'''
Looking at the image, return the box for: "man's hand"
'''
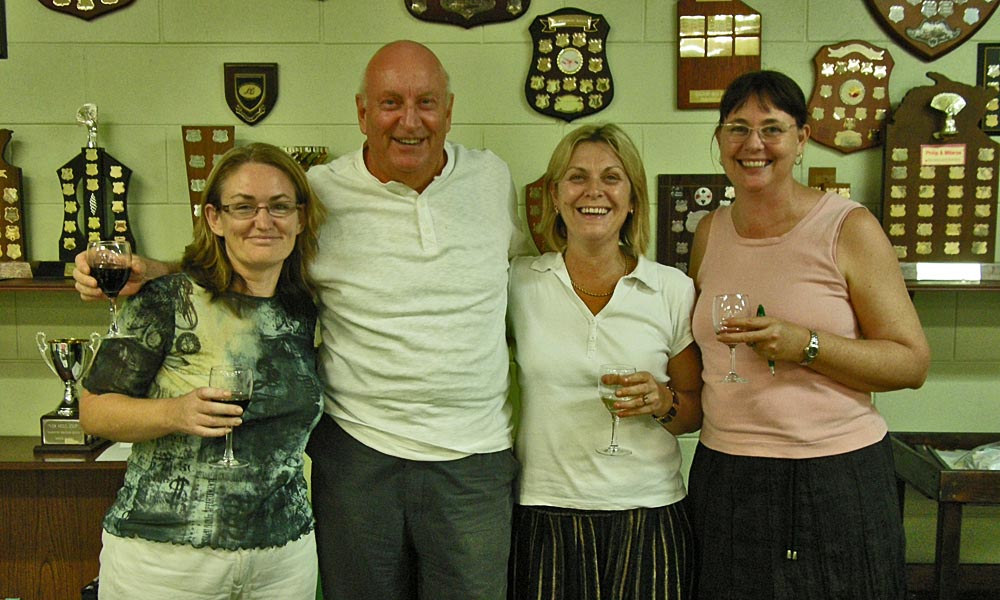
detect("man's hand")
[73,250,150,301]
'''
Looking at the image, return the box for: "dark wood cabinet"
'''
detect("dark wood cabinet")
[0,436,124,600]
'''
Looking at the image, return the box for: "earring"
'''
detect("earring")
[795,152,803,166]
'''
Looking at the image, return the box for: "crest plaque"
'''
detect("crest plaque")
[977,43,1000,134]
[405,0,529,28]
[807,41,894,154]
[524,175,551,254]
[37,0,135,21]
[677,0,761,110]
[881,72,999,264]
[224,63,278,126]
[865,0,1000,61]
[526,8,613,122]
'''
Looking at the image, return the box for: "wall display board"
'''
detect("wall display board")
[676,0,761,110]
[37,0,134,20]
[524,175,551,254]
[405,0,529,27]
[655,174,733,274]
[881,72,999,263]
[865,0,999,61]
[0,128,29,278]
[56,104,135,264]
[525,8,613,122]
[807,41,893,154]
[181,126,235,226]
[977,43,1000,134]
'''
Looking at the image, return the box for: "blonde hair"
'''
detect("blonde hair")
[539,123,649,256]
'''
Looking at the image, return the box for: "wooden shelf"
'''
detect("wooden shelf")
[0,277,75,291]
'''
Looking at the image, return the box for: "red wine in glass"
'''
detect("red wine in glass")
[91,266,130,298]
[86,240,132,338]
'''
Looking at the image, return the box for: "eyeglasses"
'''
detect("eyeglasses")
[718,122,796,144]
[219,201,301,220]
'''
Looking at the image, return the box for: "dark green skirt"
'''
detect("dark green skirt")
[687,434,906,600]
[508,502,694,600]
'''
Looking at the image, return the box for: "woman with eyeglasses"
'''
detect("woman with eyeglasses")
[686,71,930,599]
[79,143,327,599]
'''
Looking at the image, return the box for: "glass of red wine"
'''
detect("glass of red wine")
[86,240,133,338]
[209,365,253,469]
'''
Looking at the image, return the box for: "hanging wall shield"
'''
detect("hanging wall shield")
[865,0,999,61]
[224,63,278,126]
[807,40,894,154]
[37,0,135,21]
[405,0,529,28]
[181,126,235,226]
[526,8,613,122]
[676,0,761,110]
[524,175,551,254]
[0,129,30,278]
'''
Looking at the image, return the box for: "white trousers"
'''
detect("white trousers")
[98,530,318,600]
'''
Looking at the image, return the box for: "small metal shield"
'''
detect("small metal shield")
[526,8,613,122]
[404,0,530,29]
[807,40,894,154]
[866,0,1000,61]
[224,63,278,126]
[37,0,135,21]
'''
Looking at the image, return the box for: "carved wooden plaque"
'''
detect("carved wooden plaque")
[881,72,999,263]
[866,0,1000,61]
[677,0,761,110]
[807,41,893,154]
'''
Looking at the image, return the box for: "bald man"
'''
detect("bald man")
[305,40,532,600]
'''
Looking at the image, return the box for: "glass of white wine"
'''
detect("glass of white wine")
[596,364,635,457]
[209,365,253,469]
[713,293,752,383]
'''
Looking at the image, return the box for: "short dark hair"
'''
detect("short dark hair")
[718,70,808,127]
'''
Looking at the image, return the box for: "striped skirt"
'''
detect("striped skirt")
[508,502,694,600]
[687,434,906,600]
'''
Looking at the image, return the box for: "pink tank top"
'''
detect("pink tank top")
[692,192,887,458]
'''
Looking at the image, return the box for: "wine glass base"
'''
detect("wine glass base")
[210,458,249,469]
[596,446,632,457]
[720,372,748,383]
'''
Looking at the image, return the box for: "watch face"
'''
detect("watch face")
[556,47,584,74]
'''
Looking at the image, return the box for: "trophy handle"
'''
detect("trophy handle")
[35,332,57,376]
[85,332,102,372]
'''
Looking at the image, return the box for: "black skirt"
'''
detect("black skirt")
[508,503,694,600]
[687,434,906,600]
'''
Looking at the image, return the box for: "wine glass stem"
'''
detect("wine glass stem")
[222,431,236,464]
[729,344,738,375]
[108,298,120,336]
[608,415,621,450]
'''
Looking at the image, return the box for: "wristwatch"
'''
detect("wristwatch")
[801,330,819,365]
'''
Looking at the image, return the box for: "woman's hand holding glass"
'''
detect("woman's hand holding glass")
[713,293,752,383]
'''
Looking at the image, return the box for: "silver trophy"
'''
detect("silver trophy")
[931,92,966,139]
[35,332,102,447]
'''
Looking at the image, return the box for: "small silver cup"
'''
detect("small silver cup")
[35,332,101,446]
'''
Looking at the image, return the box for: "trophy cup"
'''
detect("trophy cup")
[35,331,104,451]
[931,92,966,139]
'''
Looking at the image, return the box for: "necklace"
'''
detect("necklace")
[567,254,631,297]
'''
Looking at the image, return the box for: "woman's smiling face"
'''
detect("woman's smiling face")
[553,141,633,248]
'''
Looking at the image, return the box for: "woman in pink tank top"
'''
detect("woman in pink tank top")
[686,70,930,600]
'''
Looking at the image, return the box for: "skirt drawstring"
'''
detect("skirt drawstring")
[785,460,798,561]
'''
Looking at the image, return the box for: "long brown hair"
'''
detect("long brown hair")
[181,143,326,316]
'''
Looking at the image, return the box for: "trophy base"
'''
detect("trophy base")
[34,437,111,455]
[38,410,98,447]
[0,260,32,279]
[33,260,75,279]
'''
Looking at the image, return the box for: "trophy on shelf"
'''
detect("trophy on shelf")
[280,146,329,172]
[35,331,104,451]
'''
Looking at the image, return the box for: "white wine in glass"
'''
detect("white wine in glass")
[209,365,253,469]
[712,293,751,383]
[86,239,133,338]
[596,364,635,456]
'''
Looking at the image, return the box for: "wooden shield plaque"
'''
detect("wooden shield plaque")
[37,0,135,21]
[526,8,613,122]
[881,72,999,264]
[524,175,551,254]
[655,173,733,274]
[0,128,30,278]
[677,0,761,110]
[182,126,235,225]
[865,0,1000,61]
[405,0,529,28]
[807,40,894,154]
[225,63,278,126]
